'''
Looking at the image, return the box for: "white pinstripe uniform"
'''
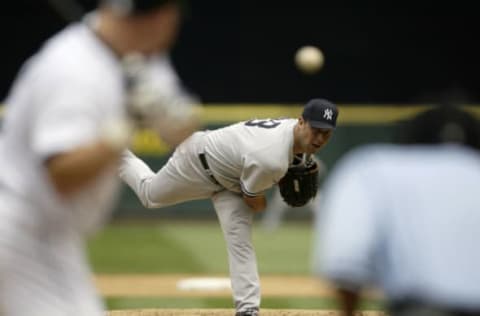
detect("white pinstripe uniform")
[119,118,298,312]
[0,18,188,315]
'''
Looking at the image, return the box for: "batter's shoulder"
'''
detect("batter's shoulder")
[31,27,119,94]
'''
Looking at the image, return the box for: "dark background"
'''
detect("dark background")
[1,1,479,104]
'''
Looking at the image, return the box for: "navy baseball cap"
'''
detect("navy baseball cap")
[302,98,339,129]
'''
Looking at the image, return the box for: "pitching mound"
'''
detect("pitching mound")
[107,309,387,316]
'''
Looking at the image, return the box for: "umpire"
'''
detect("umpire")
[313,104,480,316]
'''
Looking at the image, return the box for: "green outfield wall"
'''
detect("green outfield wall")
[3,104,478,219]
[114,104,480,219]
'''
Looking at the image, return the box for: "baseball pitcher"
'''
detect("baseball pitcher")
[119,98,339,316]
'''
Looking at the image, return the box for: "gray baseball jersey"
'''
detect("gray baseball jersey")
[0,18,189,315]
[119,118,298,312]
[204,118,297,195]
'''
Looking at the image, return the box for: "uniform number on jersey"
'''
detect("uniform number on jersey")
[245,119,281,129]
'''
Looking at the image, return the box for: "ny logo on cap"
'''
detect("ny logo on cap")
[323,108,333,120]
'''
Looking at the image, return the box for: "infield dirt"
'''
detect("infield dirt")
[95,274,381,298]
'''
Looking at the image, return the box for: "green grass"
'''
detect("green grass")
[88,224,205,273]
[106,297,234,309]
[88,221,385,310]
[88,221,313,274]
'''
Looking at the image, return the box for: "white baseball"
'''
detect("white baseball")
[295,46,324,74]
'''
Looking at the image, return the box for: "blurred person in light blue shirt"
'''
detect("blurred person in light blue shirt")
[312,104,480,316]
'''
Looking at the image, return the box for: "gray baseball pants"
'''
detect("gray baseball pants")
[119,133,260,312]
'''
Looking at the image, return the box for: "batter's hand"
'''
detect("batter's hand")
[152,106,203,147]
[122,53,202,146]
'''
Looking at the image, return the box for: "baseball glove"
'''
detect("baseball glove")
[278,154,319,207]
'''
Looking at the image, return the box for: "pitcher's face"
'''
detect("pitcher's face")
[295,118,333,154]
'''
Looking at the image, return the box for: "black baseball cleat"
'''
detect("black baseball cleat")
[235,309,259,316]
